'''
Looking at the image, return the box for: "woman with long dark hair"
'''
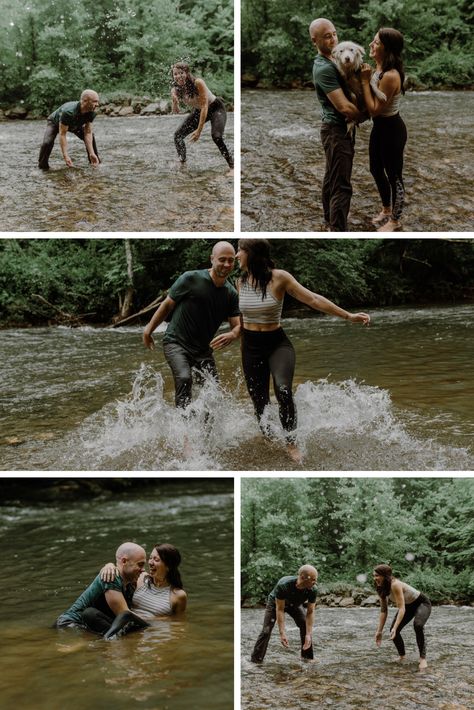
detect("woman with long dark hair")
[373,564,431,670]
[171,62,233,173]
[235,239,370,463]
[101,543,187,620]
[361,28,407,232]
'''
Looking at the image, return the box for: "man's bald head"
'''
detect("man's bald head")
[210,241,236,280]
[211,241,235,258]
[309,18,338,56]
[115,542,145,561]
[115,542,146,582]
[80,89,100,112]
[297,564,318,588]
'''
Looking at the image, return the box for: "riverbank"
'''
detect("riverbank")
[243,589,474,608]
[0,95,234,121]
[241,75,474,92]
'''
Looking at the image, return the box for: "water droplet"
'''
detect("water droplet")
[405,552,415,561]
[356,573,367,583]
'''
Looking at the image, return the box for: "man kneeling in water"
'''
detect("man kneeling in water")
[55,542,149,640]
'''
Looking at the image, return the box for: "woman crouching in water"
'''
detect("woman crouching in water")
[235,239,370,464]
[171,62,234,174]
[373,564,431,670]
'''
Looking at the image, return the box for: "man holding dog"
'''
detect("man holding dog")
[309,19,363,231]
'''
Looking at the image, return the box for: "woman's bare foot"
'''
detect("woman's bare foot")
[377,219,401,232]
[287,443,303,464]
[393,655,406,663]
[371,209,391,225]
[419,658,428,670]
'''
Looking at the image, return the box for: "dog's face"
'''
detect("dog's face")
[332,41,365,74]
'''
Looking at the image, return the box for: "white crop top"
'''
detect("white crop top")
[389,580,420,605]
[370,71,401,116]
[239,280,283,325]
[132,582,173,620]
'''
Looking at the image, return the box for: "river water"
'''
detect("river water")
[241,90,474,232]
[1,304,473,471]
[241,606,474,710]
[0,480,233,710]
[0,115,234,231]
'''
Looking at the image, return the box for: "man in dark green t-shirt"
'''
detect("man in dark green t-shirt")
[251,565,318,663]
[55,542,148,638]
[309,18,363,231]
[38,89,100,169]
[143,241,240,409]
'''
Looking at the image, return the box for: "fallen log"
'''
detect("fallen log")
[109,291,167,328]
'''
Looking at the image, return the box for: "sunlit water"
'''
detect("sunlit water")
[0,481,233,710]
[1,304,473,470]
[241,606,474,709]
[241,90,474,232]
[0,115,234,231]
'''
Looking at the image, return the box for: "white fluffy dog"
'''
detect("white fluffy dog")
[331,41,386,132]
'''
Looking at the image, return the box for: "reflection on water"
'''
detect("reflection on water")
[1,305,473,470]
[241,607,474,710]
[0,482,233,710]
[241,90,474,231]
[0,115,233,231]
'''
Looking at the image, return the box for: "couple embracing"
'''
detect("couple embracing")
[310,18,407,232]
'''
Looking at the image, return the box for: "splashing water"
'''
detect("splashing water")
[49,367,471,471]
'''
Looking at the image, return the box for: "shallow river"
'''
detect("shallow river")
[0,480,233,710]
[0,115,234,231]
[1,304,473,470]
[241,90,474,232]
[241,606,474,710]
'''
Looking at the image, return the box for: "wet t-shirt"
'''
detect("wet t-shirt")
[60,573,135,624]
[268,576,317,607]
[48,101,96,131]
[312,55,346,127]
[164,269,239,357]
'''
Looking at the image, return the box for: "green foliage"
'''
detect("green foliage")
[241,0,474,89]
[241,478,474,603]
[0,0,234,111]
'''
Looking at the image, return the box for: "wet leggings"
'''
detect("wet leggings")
[241,328,297,442]
[251,602,313,662]
[38,120,100,169]
[369,114,407,221]
[81,607,150,639]
[174,97,233,167]
[390,594,431,658]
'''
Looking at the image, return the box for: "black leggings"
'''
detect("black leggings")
[174,97,233,167]
[81,607,150,639]
[390,594,431,658]
[369,114,407,221]
[241,328,297,442]
[38,120,100,169]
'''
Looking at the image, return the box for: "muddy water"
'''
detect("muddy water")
[1,304,473,470]
[0,115,234,231]
[241,90,474,232]
[0,481,233,710]
[241,606,474,709]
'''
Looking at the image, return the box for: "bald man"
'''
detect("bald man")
[55,542,148,637]
[38,89,101,169]
[309,19,363,231]
[143,241,241,409]
[251,566,318,663]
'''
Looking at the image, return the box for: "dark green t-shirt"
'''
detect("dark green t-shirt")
[48,101,96,131]
[268,575,317,607]
[312,55,346,127]
[60,573,135,624]
[163,269,240,357]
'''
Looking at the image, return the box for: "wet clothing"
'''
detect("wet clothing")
[390,592,431,658]
[163,269,239,408]
[313,55,355,231]
[369,72,406,221]
[174,97,234,167]
[239,281,283,325]
[38,101,99,170]
[251,576,317,662]
[132,581,173,620]
[241,328,297,442]
[79,607,150,638]
[55,573,135,628]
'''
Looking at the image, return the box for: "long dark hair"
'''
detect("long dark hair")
[374,563,394,598]
[378,28,405,94]
[172,62,198,99]
[146,543,184,590]
[238,238,275,299]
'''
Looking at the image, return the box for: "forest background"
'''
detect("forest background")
[241,478,474,603]
[0,0,233,114]
[242,0,474,89]
[1,238,474,327]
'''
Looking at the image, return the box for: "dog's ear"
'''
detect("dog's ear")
[356,44,365,56]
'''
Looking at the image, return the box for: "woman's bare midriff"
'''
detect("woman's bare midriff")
[242,322,281,332]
